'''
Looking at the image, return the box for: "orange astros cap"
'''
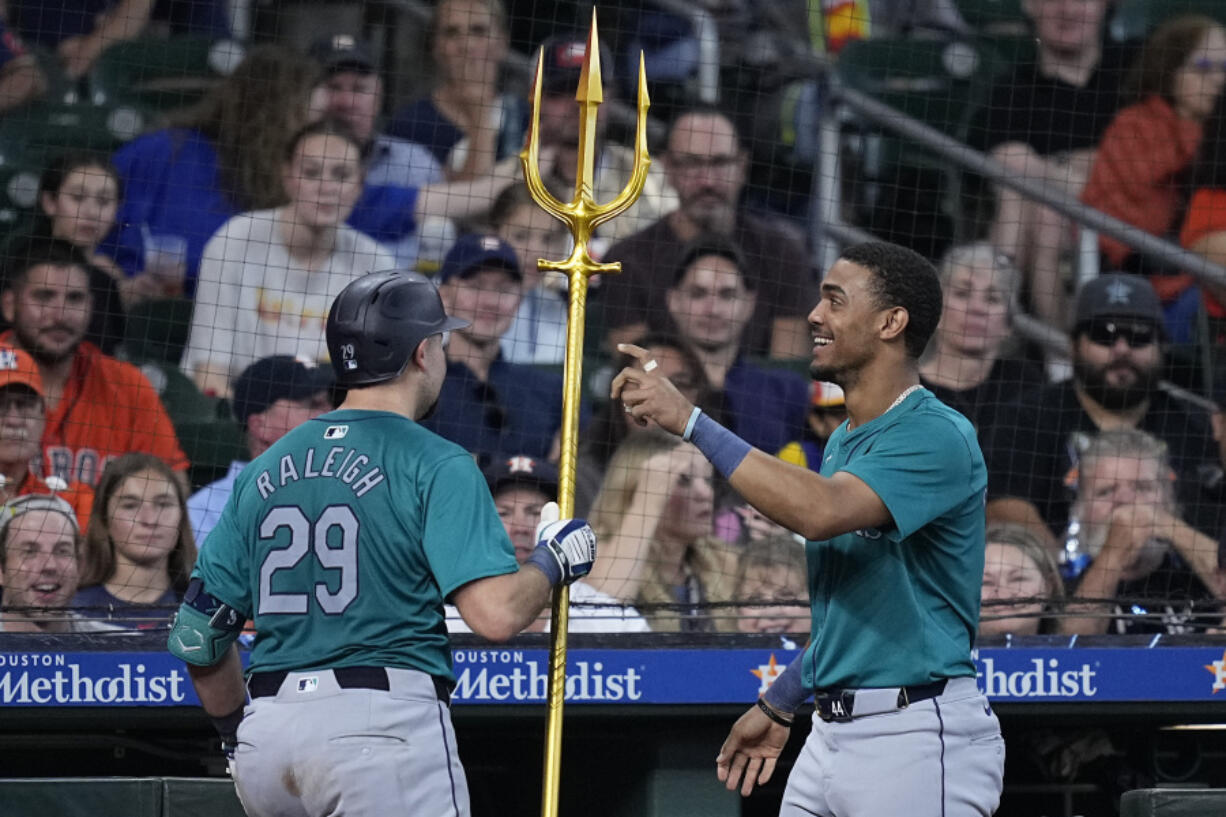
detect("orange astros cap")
[0,346,42,395]
[811,381,844,409]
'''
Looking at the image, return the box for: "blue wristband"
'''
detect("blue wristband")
[525,546,562,586]
[681,406,702,441]
[688,412,752,479]
[762,651,809,714]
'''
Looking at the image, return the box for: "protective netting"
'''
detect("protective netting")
[0,0,1222,641]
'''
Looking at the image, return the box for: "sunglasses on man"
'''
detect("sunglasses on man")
[1083,318,1158,349]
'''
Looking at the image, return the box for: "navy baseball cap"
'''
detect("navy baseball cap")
[1074,274,1165,331]
[308,33,376,75]
[482,455,559,498]
[437,234,521,283]
[231,356,335,424]
[538,33,613,95]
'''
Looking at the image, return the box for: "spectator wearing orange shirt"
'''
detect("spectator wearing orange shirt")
[0,344,94,530]
[0,238,188,487]
[1083,16,1226,316]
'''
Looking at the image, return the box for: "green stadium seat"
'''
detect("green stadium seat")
[123,297,194,365]
[0,100,145,164]
[835,38,1007,140]
[89,37,244,115]
[0,157,43,242]
[1111,0,1226,43]
[176,418,246,490]
[953,0,1028,35]
[134,360,222,426]
[834,38,1009,244]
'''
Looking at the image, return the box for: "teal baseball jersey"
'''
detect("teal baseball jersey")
[803,388,987,690]
[192,409,518,680]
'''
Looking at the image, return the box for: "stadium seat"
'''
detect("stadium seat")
[123,297,194,365]
[0,100,145,163]
[1111,0,1226,43]
[834,38,1008,250]
[176,418,246,490]
[953,0,1028,35]
[835,38,1006,139]
[0,158,43,243]
[135,360,222,427]
[89,37,245,114]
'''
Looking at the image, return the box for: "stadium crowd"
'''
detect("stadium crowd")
[0,0,1224,643]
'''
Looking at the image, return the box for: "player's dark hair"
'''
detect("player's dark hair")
[672,234,753,290]
[666,104,745,152]
[1,235,90,294]
[80,453,198,596]
[840,241,943,360]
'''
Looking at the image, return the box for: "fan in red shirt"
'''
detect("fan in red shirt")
[0,237,188,486]
[0,343,94,528]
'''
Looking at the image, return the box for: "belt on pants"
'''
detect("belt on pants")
[248,666,453,705]
[813,678,948,723]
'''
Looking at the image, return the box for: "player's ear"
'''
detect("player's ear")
[411,336,432,371]
[879,306,909,343]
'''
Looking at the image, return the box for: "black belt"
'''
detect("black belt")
[248,666,453,705]
[813,678,947,723]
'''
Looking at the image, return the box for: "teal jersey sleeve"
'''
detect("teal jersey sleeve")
[839,410,985,540]
[421,453,518,599]
[190,497,253,618]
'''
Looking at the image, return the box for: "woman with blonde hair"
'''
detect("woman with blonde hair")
[73,453,197,624]
[979,523,1064,637]
[585,430,737,632]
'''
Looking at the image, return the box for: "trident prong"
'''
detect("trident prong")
[520,9,652,279]
[520,9,651,817]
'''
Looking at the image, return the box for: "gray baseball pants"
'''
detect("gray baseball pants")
[230,667,468,817]
[781,677,1005,816]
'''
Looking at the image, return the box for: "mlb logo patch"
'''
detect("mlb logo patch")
[296,676,319,693]
[324,425,349,440]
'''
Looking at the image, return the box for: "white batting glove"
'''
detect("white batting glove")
[527,501,597,586]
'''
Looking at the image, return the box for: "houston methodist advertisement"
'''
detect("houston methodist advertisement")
[2,646,1226,707]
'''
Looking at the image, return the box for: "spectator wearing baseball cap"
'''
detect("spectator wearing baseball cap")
[385,0,525,179]
[0,345,94,531]
[187,356,334,544]
[981,274,1221,545]
[307,32,447,269]
[445,453,649,633]
[777,382,847,474]
[424,235,588,466]
[0,494,115,634]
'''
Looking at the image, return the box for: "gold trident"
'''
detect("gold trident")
[520,9,650,817]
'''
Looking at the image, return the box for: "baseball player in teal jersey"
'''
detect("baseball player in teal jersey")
[615,241,1004,816]
[167,270,597,817]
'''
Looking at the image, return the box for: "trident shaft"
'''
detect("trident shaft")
[520,9,651,817]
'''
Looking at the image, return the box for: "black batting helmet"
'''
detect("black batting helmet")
[325,270,469,387]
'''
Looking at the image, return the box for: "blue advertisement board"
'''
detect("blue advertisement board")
[2,645,1226,707]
